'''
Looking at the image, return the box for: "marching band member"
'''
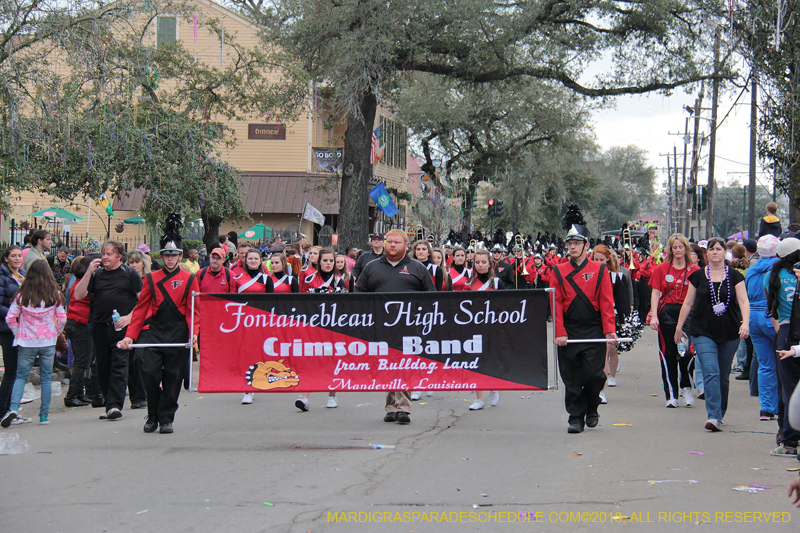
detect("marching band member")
[269,254,299,293]
[411,239,444,291]
[465,249,504,410]
[448,247,472,291]
[552,222,616,434]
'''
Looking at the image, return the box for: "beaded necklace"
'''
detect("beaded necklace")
[705,264,731,316]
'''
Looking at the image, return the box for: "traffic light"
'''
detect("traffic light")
[487,198,496,218]
[699,185,708,212]
[495,199,504,218]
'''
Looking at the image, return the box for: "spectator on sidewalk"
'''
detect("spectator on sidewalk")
[0,247,24,417]
[759,202,782,239]
[23,229,52,272]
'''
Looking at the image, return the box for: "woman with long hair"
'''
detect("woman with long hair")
[447,247,471,291]
[270,254,299,293]
[1,261,66,427]
[239,250,276,406]
[767,238,800,455]
[675,237,750,432]
[336,254,354,292]
[590,245,630,401]
[0,246,24,417]
[466,249,504,410]
[690,243,706,268]
[295,248,345,411]
[302,246,321,277]
[300,248,347,294]
[236,250,275,295]
[649,233,700,408]
[431,247,450,291]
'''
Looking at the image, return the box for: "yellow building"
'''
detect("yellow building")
[6,0,408,249]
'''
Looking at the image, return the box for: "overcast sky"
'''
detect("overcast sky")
[590,87,775,198]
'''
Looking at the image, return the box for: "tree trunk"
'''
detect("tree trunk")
[201,209,223,249]
[791,165,800,225]
[338,91,378,251]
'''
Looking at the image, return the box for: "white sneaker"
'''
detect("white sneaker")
[599,391,608,404]
[666,399,678,408]
[489,391,500,406]
[682,387,694,407]
[608,376,616,387]
[410,391,421,401]
[241,393,254,405]
[11,416,32,425]
[326,396,338,408]
[295,396,309,411]
[426,391,434,397]
[469,400,485,410]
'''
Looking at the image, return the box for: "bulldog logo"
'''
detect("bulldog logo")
[245,359,300,390]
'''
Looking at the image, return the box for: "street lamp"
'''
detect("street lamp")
[32,201,39,230]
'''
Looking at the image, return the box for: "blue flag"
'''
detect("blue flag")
[369,183,399,218]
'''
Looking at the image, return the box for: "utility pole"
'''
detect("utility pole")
[666,156,673,234]
[748,75,758,236]
[688,85,705,240]
[706,30,720,239]
[681,117,691,235]
[674,146,679,235]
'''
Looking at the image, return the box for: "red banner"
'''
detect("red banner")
[197,291,549,393]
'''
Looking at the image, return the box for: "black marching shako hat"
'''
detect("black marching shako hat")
[160,213,184,255]
[562,202,589,243]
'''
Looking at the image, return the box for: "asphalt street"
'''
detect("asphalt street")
[1,327,798,532]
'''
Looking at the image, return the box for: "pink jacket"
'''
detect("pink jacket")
[6,298,67,348]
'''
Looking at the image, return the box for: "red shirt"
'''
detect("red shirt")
[66,284,91,324]
[449,266,472,291]
[649,261,699,306]
[127,268,200,340]
[235,272,274,294]
[198,267,235,294]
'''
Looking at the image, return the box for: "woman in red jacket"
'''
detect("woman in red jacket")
[300,248,347,294]
[269,254,299,293]
[447,247,471,291]
[295,248,346,412]
[236,250,275,295]
[466,250,504,411]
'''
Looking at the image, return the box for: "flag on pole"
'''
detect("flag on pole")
[301,202,325,225]
[369,183,399,218]
[95,194,115,217]
[370,125,383,166]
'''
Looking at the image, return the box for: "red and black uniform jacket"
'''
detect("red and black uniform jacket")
[419,260,444,291]
[127,267,200,342]
[270,272,299,293]
[448,264,472,291]
[235,271,274,294]
[301,271,348,293]
[551,257,616,338]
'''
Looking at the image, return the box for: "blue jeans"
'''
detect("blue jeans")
[10,345,55,417]
[691,336,740,421]
[694,353,704,391]
[751,311,778,414]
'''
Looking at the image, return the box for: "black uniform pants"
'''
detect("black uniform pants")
[657,305,694,400]
[128,349,146,405]
[92,323,129,411]
[141,345,187,424]
[637,281,652,318]
[558,339,606,423]
[64,320,92,400]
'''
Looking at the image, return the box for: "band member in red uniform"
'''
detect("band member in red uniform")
[490,244,514,288]
[411,239,444,291]
[465,249,504,410]
[270,254,300,293]
[295,248,345,412]
[235,250,275,295]
[532,254,550,289]
[119,215,199,434]
[448,247,472,291]
[301,246,321,278]
[301,248,347,294]
[552,222,616,434]
[443,241,454,268]
[507,242,531,289]
[198,248,236,294]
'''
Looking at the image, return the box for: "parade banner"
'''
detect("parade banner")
[197,290,549,393]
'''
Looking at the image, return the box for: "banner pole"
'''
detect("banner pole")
[189,292,198,393]
[566,338,632,344]
[547,288,558,391]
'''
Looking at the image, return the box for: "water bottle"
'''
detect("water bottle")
[369,444,396,449]
[111,309,122,331]
[677,337,688,357]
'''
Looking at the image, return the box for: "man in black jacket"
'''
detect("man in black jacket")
[351,233,384,279]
